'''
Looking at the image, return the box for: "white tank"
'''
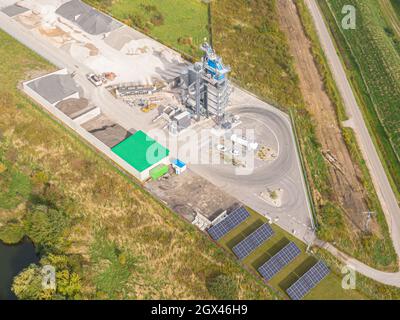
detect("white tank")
[230,134,258,151]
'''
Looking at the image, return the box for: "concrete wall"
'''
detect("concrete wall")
[22,72,170,182]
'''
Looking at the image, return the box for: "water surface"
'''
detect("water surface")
[0,238,39,300]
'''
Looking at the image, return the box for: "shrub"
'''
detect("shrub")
[206,273,238,300]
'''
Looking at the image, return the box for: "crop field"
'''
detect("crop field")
[217,209,365,300]
[85,0,209,58]
[318,0,400,199]
[391,0,400,20]
[0,29,273,300]
[381,0,400,37]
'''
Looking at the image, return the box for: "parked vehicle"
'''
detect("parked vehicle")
[86,73,102,87]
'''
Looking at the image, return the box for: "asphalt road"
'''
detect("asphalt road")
[307,0,400,280]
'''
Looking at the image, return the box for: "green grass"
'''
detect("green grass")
[0,165,31,210]
[211,0,303,109]
[90,231,144,299]
[0,223,25,244]
[85,0,209,58]
[315,247,400,300]
[318,0,400,201]
[217,208,365,300]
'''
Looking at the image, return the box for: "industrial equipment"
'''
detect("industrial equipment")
[183,42,232,125]
[141,103,158,113]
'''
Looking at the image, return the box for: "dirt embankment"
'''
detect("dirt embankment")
[277,0,370,231]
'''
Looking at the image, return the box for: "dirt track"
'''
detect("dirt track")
[277,0,369,230]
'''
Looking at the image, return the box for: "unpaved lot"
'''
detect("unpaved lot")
[146,168,238,222]
[82,113,135,148]
[277,0,369,230]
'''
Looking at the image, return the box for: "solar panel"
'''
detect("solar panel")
[286,260,330,300]
[258,242,301,280]
[207,207,250,240]
[232,224,274,259]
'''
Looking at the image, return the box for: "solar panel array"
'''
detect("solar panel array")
[207,207,250,240]
[232,223,274,259]
[258,242,301,280]
[286,260,330,300]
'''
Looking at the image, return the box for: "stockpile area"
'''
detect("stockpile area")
[26,72,79,104]
[13,0,187,85]
[55,97,95,120]
[146,168,238,222]
[81,114,135,148]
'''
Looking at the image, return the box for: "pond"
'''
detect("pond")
[0,238,39,300]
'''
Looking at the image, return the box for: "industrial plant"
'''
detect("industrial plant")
[5,0,313,282]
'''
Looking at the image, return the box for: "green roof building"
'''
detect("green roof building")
[111,130,169,173]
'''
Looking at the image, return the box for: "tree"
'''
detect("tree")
[12,264,53,300]
[56,269,82,299]
[12,255,82,300]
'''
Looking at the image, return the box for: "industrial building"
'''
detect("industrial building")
[111,130,170,181]
[182,42,232,125]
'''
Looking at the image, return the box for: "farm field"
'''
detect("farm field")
[0,29,273,300]
[318,0,400,202]
[391,0,400,20]
[85,0,209,58]
[381,0,400,37]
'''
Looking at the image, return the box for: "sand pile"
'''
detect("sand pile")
[121,38,184,64]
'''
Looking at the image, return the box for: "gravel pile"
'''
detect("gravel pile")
[56,0,121,35]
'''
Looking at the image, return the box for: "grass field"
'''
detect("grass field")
[85,0,209,58]
[315,247,400,300]
[318,0,400,202]
[0,29,274,300]
[217,209,365,300]
[211,0,303,109]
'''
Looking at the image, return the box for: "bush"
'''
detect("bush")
[24,206,71,253]
[12,254,82,300]
[90,232,143,299]
[0,223,24,244]
[12,264,47,300]
[206,273,238,300]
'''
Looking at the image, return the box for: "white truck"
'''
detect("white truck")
[86,73,102,87]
